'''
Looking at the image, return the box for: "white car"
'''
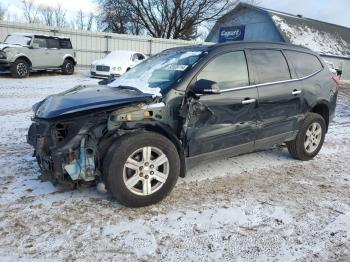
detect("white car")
[90,50,147,77]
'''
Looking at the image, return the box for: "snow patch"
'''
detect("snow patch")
[272,15,350,56]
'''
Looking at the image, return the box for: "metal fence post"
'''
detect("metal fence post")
[105,35,112,54]
[149,39,153,56]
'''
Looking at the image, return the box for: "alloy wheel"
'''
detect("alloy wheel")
[66,62,73,74]
[304,122,322,154]
[17,63,28,77]
[123,146,169,196]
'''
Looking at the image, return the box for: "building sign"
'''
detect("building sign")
[219,26,245,42]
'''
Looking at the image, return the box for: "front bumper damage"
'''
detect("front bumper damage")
[27,101,166,186]
[27,117,102,185]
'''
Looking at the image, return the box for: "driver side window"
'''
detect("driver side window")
[33,37,47,48]
[197,51,249,90]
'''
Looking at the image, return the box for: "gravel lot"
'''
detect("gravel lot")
[0,71,349,261]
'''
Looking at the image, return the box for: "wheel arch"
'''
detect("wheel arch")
[13,55,32,68]
[131,123,186,178]
[63,55,76,65]
[106,122,187,178]
[310,101,330,132]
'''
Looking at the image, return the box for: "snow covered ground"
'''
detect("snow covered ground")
[0,71,349,261]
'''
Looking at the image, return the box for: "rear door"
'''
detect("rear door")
[46,37,62,67]
[247,49,303,148]
[186,50,258,156]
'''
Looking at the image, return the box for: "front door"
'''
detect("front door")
[29,36,49,68]
[185,51,258,156]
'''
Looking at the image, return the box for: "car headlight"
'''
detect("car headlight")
[0,51,6,59]
[108,103,165,123]
[91,64,96,70]
[112,66,122,72]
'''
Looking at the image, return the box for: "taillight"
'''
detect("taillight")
[332,75,341,89]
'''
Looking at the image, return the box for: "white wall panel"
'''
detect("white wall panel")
[0,21,203,67]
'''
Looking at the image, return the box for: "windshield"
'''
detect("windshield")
[108,50,205,97]
[4,35,32,46]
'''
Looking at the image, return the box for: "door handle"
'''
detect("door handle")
[292,90,302,95]
[242,98,256,105]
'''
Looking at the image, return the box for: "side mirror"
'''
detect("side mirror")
[191,79,221,95]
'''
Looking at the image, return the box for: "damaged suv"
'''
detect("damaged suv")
[28,42,338,207]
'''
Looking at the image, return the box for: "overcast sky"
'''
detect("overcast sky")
[2,0,350,28]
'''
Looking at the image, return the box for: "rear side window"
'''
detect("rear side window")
[197,51,249,90]
[284,51,323,78]
[59,39,72,49]
[250,49,291,84]
[47,38,60,49]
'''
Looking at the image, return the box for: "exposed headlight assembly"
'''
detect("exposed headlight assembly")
[107,103,165,130]
[109,105,152,122]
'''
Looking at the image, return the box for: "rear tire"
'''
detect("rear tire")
[103,132,180,207]
[61,59,75,75]
[287,113,326,161]
[11,59,30,78]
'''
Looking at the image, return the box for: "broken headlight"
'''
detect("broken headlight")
[109,103,165,122]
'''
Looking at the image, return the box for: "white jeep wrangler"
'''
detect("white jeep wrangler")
[0,33,77,78]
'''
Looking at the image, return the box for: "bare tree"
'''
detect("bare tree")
[75,9,95,30]
[76,9,84,30]
[99,0,237,40]
[22,0,39,23]
[38,5,55,26]
[87,12,96,31]
[54,3,67,27]
[99,0,135,34]
[0,3,7,21]
[5,11,21,23]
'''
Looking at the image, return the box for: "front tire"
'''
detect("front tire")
[61,59,75,75]
[287,113,326,161]
[11,59,30,78]
[103,132,180,207]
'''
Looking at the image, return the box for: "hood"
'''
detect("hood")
[92,52,132,66]
[92,57,128,67]
[0,43,25,50]
[33,84,153,119]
